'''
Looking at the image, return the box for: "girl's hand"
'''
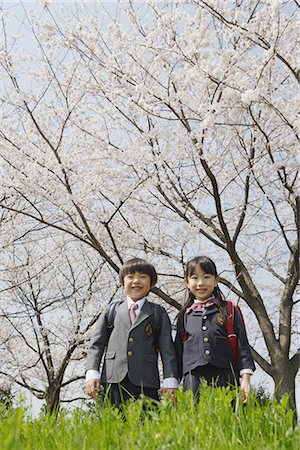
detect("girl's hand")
[86,379,101,398]
[240,374,252,404]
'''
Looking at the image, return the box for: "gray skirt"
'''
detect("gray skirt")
[183,363,238,398]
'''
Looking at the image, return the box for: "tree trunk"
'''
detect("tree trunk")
[273,368,297,412]
[45,383,61,415]
[266,355,299,425]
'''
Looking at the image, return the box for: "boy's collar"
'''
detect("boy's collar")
[126,296,146,309]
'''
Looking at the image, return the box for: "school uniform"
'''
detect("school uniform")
[175,301,255,396]
[86,297,178,405]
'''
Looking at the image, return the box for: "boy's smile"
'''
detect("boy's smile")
[122,271,153,301]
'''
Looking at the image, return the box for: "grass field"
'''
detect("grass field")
[0,386,299,450]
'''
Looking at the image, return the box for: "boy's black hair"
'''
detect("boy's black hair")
[179,255,227,319]
[119,258,157,286]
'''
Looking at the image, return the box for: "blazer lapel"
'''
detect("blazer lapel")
[118,300,131,330]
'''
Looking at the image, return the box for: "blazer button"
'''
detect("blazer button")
[203,337,209,343]
[128,351,133,356]
[202,325,207,331]
[128,338,134,343]
[204,349,211,355]
[203,315,207,320]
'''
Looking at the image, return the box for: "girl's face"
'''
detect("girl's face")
[186,265,219,302]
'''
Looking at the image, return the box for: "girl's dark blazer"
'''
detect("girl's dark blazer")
[86,299,177,389]
[175,304,255,380]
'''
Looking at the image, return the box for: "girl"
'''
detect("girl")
[175,256,255,402]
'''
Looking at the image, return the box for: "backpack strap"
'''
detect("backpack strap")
[105,300,122,332]
[226,301,238,370]
[226,300,235,337]
[152,304,163,351]
[177,312,188,344]
[152,303,163,331]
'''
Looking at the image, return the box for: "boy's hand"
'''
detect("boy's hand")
[240,374,252,404]
[160,388,177,399]
[86,379,102,398]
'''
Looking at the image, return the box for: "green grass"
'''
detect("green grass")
[0,387,298,450]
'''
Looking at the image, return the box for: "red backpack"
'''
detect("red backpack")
[226,301,246,370]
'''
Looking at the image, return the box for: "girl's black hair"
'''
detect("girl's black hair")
[119,258,157,286]
[179,256,227,320]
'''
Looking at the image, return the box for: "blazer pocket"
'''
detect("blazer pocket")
[144,354,157,363]
[105,351,116,359]
[103,350,116,380]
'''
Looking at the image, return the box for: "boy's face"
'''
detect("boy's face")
[122,271,153,301]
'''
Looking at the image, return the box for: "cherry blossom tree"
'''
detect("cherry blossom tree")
[0,237,119,413]
[0,1,299,413]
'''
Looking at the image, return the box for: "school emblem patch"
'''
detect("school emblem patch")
[145,322,153,336]
[216,312,225,325]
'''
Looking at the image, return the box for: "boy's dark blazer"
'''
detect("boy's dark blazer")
[86,299,177,389]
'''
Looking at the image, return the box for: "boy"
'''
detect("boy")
[86,258,178,405]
